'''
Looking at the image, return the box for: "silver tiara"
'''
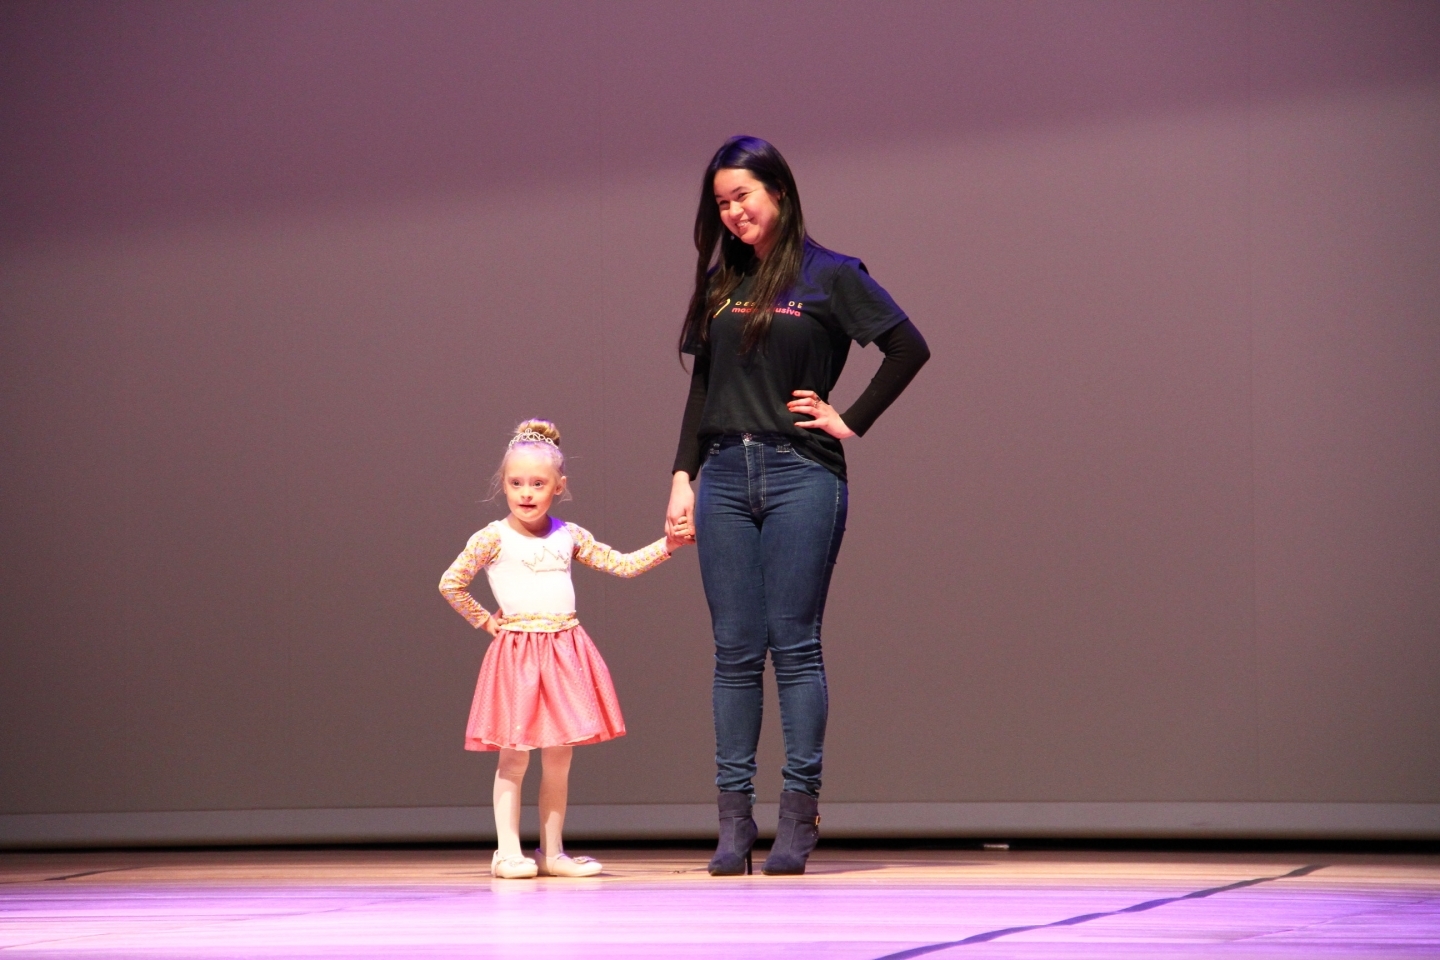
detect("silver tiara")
[509,430,559,449]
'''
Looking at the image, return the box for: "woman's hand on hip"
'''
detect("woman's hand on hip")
[789,390,856,439]
[666,471,696,544]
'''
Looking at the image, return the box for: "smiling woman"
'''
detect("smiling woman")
[713,168,782,259]
[665,136,932,877]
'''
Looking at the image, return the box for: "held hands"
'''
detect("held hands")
[666,471,696,549]
[788,390,855,439]
[665,513,694,553]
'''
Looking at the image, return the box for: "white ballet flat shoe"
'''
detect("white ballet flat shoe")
[534,849,603,877]
[490,850,538,879]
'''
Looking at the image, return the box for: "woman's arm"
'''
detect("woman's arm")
[841,319,930,435]
[439,528,503,633]
[668,354,709,539]
[791,320,930,439]
[672,354,710,478]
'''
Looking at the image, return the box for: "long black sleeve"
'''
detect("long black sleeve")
[671,352,711,477]
[839,319,930,436]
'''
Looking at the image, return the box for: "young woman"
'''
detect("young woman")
[666,137,930,875]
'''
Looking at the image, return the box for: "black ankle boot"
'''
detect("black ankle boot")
[707,791,757,876]
[762,791,820,875]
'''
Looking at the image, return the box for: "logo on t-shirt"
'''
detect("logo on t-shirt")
[522,544,571,574]
[728,299,804,318]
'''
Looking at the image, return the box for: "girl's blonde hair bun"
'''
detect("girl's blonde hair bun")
[491,418,570,502]
[512,419,561,447]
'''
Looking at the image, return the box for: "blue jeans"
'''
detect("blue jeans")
[696,434,848,799]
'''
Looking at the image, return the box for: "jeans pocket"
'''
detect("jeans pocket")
[780,444,824,468]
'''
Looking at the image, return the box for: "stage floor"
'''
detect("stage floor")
[2,847,1438,958]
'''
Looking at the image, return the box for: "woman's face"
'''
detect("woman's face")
[713,167,782,259]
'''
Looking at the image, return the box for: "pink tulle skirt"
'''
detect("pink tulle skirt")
[464,624,626,752]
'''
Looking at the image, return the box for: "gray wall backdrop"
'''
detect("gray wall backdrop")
[3,1,1438,845]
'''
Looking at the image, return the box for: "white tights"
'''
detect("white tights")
[493,745,573,859]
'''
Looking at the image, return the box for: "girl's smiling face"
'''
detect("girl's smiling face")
[503,449,566,534]
[714,167,782,259]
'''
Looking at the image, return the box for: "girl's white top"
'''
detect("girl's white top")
[440,518,671,632]
[488,520,579,616]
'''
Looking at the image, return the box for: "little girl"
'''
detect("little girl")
[440,419,691,878]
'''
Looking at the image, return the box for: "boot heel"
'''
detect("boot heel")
[708,791,758,877]
[761,791,821,876]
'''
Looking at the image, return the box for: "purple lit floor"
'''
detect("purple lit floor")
[3,848,1438,958]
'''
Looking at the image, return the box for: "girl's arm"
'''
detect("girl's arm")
[439,528,502,629]
[567,523,672,578]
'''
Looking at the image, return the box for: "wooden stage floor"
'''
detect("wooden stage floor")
[2,847,1438,958]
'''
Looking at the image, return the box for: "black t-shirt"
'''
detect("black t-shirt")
[681,243,908,481]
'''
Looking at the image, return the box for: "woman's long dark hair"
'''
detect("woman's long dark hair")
[679,136,809,357]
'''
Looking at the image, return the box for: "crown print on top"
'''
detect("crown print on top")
[521,543,572,574]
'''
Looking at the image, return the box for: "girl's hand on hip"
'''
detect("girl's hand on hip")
[481,612,501,637]
[666,472,696,544]
[789,390,855,439]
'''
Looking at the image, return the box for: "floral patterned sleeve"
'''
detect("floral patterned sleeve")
[439,527,502,628]
[567,523,671,579]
